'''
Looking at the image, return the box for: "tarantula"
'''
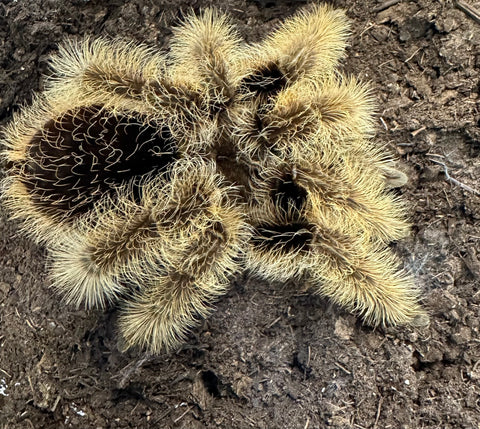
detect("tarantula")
[1,5,426,353]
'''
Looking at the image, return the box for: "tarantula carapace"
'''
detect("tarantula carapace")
[1,5,426,353]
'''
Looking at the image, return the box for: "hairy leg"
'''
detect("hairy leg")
[117,160,250,352]
[307,227,426,327]
[248,5,350,84]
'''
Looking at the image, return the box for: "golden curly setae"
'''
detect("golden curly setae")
[0,5,426,353]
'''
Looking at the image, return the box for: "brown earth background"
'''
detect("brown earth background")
[1,0,480,428]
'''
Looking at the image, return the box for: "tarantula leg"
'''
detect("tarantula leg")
[235,75,376,165]
[241,4,349,97]
[302,158,410,242]
[1,102,177,245]
[47,178,162,308]
[169,8,244,105]
[118,273,221,352]
[117,160,250,352]
[48,37,164,112]
[143,78,216,155]
[308,233,427,327]
[248,173,423,326]
[233,95,314,163]
[150,159,249,273]
[250,160,409,255]
[276,77,375,158]
[380,164,409,188]
[246,171,315,281]
[50,37,215,151]
[145,9,247,154]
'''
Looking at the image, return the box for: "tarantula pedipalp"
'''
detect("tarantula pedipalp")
[1,5,426,353]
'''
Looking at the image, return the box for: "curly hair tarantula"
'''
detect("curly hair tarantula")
[1,5,426,353]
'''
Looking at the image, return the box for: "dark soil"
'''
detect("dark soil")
[1,0,479,428]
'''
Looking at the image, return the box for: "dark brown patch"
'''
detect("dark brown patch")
[251,222,313,252]
[271,173,308,215]
[240,62,287,98]
[22,105,177,219]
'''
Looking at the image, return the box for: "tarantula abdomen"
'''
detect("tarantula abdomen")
[26,106,176,215]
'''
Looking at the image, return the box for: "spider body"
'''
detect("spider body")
[1,5,425,353]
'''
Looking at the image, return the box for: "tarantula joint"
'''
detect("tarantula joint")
[1,5,427,353]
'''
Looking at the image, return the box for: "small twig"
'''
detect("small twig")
[359,22,375,38]
[304,417,310,429]
[334,361,352,375]
[152,407,173,424]
[455,0,480,25]
[373,396,384,428]
[266,316,281,329]
[429,159,480,197]
[0,368,11,378]
[51,395,62,412]
[379,117,389,131]
[373,0,401,13]
[173,406,191,423]
[405,47,422,63]
[411,126,426,137]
